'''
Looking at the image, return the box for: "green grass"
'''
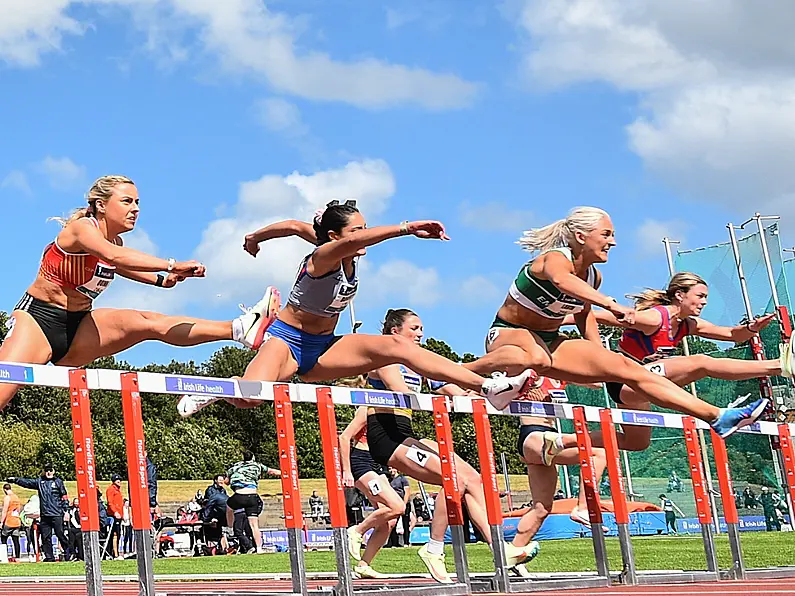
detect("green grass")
[2,533,793,577]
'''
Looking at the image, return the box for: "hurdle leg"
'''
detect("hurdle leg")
[316,387,353,596]
[121,372,156,596]
[599,408,637,585]
[711,430,745,579]
[69,370,104,596]
[683,417,719,578]
[472,399,510,593]
[572,407,610,581]
[779,424,795,531]
[274,384,309,596]
[432,396,471,590]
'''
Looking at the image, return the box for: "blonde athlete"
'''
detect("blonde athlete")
[0,175,274,411]
[465,207,768,446]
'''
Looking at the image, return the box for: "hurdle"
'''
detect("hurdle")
[3,360,795,594]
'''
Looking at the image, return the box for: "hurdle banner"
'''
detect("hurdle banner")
[4,361,795,594]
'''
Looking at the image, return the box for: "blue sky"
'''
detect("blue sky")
[2,1,794,367]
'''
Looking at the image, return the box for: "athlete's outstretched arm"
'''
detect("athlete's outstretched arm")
[581,307,664,335]
[540,252,635,323]
[311,221,448,273]
[244,220,317,256]
[692,313,776,343]
[116,269,185,288]
[69,219,203,275]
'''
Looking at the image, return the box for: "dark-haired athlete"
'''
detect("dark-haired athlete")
[178,200,536,415]
[0,175,275,412]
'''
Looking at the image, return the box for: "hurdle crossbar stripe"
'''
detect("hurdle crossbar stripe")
[1,361,789,437]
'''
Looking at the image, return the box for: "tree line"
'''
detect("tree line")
[0,312,779,487]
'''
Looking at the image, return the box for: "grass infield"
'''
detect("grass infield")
[1,533,793,578]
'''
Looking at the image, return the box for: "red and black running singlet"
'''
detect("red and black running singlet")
[352,425,368,447]
[618,305,690,363]
[38,218,116,300]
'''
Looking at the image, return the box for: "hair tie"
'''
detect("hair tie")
[313,208,325,224]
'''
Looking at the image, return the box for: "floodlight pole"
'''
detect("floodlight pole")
[662,238,720,532]
[727,223,785,492]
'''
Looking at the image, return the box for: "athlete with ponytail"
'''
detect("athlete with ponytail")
[465,207,768,448]
[555,272,791,452]
[177,200,536,416]
[0,175,275,411]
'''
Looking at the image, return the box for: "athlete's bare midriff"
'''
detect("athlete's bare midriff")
[495,295,564,333]
[277,303,339,335]
[25,276,93,312]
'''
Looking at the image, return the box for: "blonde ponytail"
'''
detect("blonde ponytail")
[49,174,134,227]
[628,272,708,310]
[518,206,610,253]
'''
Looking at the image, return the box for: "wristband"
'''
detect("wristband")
[399,221,410,235]
[167,258,176,272]
[155,274,165,288]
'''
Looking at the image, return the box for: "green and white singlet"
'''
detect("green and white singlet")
[509,246,597,320]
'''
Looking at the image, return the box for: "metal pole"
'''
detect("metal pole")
[663,238,720,533]
[748,215,795,522]
[500,453,513,511]
[602,336,637,502]
[348,299,362,334]
[728,223,786,490]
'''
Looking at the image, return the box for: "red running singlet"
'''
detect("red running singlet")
[38,218,116,300]
[618,305,690,363]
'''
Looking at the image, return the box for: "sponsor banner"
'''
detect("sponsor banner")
[621,411,666,427]
[509,401,555,416]
[350,390,412,409]
[0,363,34,383]
[164,376,236,397]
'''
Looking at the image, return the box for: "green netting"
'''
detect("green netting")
[674,223,790,327]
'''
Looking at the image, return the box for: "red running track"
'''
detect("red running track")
[3,578,795,595]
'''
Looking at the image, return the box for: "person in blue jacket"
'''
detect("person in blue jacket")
[7,464,69,561]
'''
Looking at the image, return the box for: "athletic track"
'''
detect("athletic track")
[2,577,794,595]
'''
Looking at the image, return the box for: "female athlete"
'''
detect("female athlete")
[0,175,273,411]
[177,200,535,417]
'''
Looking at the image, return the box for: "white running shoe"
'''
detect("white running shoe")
[780,341,793,379]
[347,527,363,562]
[570,506,609,534]
[177,393,221,418]
[540,431,562,467]
[353,563,388,579]
[481,369,539,410]
[417,544,453,584]
[237,286,281,350]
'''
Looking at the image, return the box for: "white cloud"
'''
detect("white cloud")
[36,156,86,190]
[358,259,443,308]
[122,227,158,256]
[254,97,308,137]
[0,170,32,195]
[458,275,502,305]
[459,201,534,232]
[634,218,688,257]
[513,0,795,218]
[192,160,397,304]
[1,1,479,110]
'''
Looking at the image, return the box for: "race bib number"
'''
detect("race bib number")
[486,328,500,346]
[76,263,115,299]
[4,316,16,340]
[367,478,382,496]
[406,446,432,467]
[644,362,666,377]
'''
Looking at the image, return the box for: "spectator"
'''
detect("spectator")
[201,475,229,553]
[761,487,781,532]
[145,452,159,519]
[743,486,757,509]
[659,494,684,535]
[733,488,742,512]
[8,464,69,562]
[65,497,82,561]
[121,499,132,554]
[412,494,430,522]
[309,491,324,523]
[668,471,682,493]
[105,474,124,559]
[553,489,566,501]
[226,450,280,554]
[20,494,40,561]
[1,483,22,560]
[387,468,411,547]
